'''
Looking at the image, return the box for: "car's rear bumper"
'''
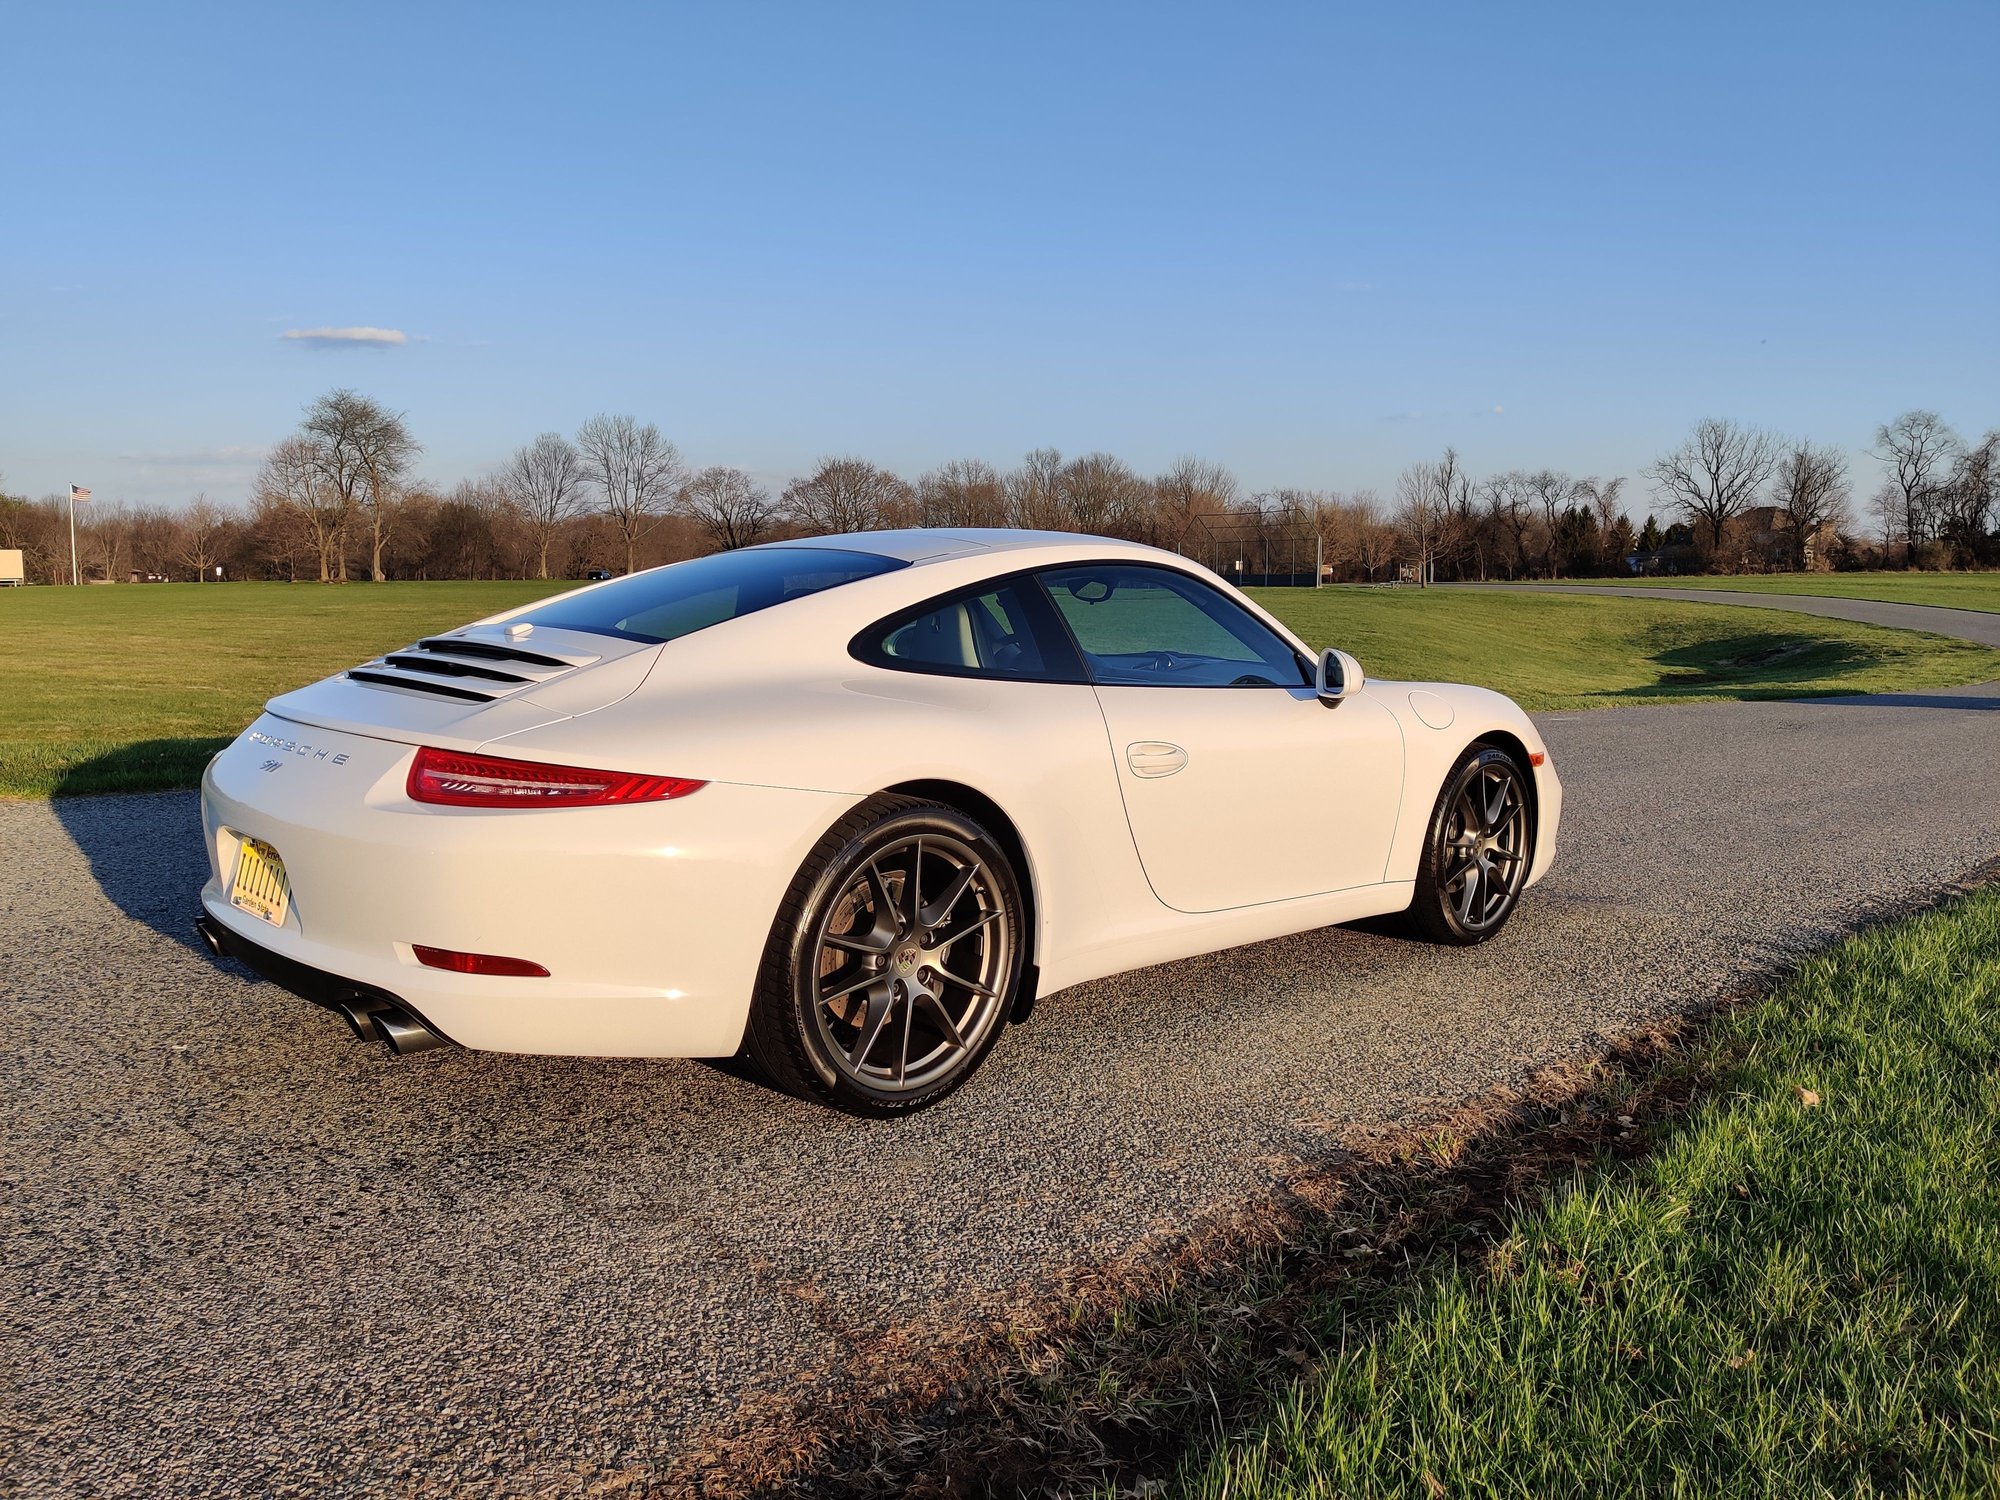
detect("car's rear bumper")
[195,907,452,1050]
[199,714,855,1058]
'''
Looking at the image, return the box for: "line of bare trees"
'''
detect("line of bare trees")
[1642,412,1998,574]
[2,395,1993,587]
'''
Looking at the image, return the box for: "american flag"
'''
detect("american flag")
[69,484,92,503]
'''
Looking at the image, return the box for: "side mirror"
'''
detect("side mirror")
[1316,647,1365,704]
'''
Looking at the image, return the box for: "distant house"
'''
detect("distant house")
[1727,506,1840,571]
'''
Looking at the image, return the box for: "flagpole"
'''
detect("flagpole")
[68,489,80,587]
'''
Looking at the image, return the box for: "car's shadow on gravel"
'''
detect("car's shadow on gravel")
[51,780,217,960]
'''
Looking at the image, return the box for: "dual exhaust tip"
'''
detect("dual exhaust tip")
[336,999,446,1055]
[195,913,446,1056]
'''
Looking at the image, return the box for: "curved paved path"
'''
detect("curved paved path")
[7,678,2000,1494]
[1460,582,2000,647]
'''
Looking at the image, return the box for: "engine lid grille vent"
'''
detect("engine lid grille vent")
[344,631,598,703]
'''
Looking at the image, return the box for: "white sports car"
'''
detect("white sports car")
[197,530,1560,1114]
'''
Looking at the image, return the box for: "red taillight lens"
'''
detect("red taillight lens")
[406,747,705,808]
[412,944,550,977]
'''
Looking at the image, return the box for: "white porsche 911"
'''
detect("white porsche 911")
[197,530,1560,1114]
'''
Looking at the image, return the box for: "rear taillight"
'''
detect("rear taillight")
[406,746,705,808]
[413,944,549,977]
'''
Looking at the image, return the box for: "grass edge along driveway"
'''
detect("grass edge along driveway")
[1162,882,2000,1499]
[3,580,1999,798]
[1550,569,2000,614]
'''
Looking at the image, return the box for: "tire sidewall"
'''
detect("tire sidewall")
[780,803,1023,1115]
[1416,746,1530,945]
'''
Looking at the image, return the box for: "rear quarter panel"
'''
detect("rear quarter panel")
[476,662,1160,993]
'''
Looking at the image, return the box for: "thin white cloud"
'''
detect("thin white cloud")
[117,444,267,467]
[280,326,408,348]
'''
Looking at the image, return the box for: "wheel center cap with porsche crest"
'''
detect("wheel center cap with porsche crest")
[894,946,920,975]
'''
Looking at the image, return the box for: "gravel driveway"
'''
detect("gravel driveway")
[6,674,1999,1496]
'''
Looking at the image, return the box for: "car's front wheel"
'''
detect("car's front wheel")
[1407,745,1532,945]
[746,795,1023,1115]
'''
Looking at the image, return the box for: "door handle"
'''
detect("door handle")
[1126,741,1189,778]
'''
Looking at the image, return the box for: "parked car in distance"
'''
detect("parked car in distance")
[196,530,1561,1114]
[583,567,614,581]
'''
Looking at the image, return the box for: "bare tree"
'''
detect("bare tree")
[1152,456,1239,553]
[1259,488,1344,582]
[916,459,1009,527]
[1004,448,1066,530]
[254,435,347,582]
[679,466,777,552]
[1771,442,1850,571]
[1870,410,1960,568]
[1393,464,1436,584]
[1939,431,1998,568]
[1392,448,1468,586]
[1524,469,1578,578]
[246,489,312,582]
[357,407,419,582]
[576,413,684,575]
[504,432,589,579]
[1479,472,1535,579]
[301,389,417,582]
[1646,419,1779,563]
[177,494,226,581]
[1444,470,1487,580]
[781,457,913,534]
[1341,491,1392,582]
[1054,452,1148,536]
[1576,476,1627,571]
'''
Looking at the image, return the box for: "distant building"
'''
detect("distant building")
[1727,506,1840,572]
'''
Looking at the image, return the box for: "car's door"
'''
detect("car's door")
[1037,562,1404,913]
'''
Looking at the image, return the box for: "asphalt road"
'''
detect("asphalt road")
[1461,582,2000,646]
[7,656,2000,1495]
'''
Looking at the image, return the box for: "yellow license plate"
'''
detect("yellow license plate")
[229,836,292,927]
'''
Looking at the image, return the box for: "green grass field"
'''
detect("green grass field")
[3,580,1998,798]
[1161,883,2000,1498]
[1556,570,2000,613]
[1250,586,2000,711]
[0,582,568,798]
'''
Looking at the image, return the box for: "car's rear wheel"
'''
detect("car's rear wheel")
[1408,745,1531,945]
[746,795,1023,1115]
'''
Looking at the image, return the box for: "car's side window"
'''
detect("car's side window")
[1036,564,1311,688]
[859,579,1086,682]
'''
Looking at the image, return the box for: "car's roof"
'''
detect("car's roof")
[747,528,1162,565]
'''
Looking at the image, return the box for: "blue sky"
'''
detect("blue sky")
[3,1,1995,514]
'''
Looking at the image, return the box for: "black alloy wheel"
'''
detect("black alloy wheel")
[1408,745,1532,945]
[747,795,1023,1115]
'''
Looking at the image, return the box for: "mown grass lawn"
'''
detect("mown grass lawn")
[1251,586,2000,711]
[1163,884,2000,1499]
[1555,570,2000,613]
[3,579,1997,797]
[0,581,568,797]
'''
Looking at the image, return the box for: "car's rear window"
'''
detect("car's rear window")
[506,547,907,644]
